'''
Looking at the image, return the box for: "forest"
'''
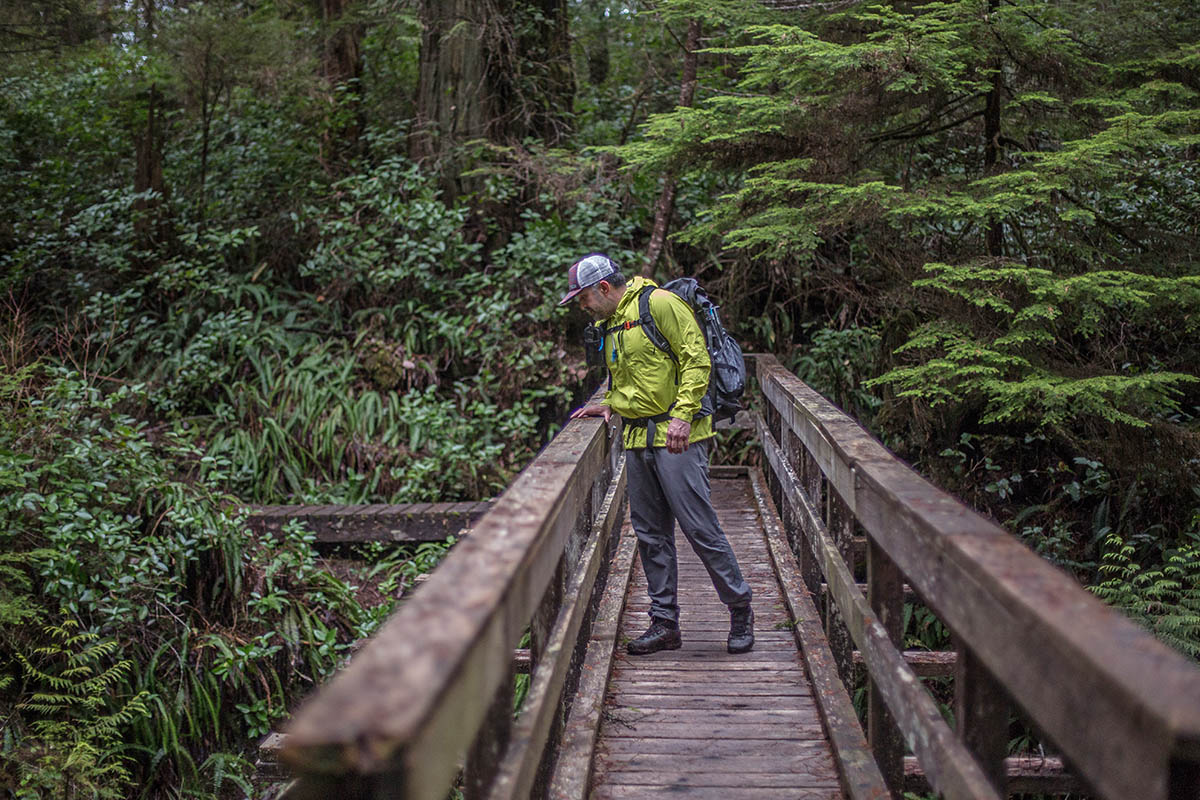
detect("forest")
[0,0,1197,797]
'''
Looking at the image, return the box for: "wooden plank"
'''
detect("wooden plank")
[485,454,628,800]
[608,681,811,696]
[599,722,829,740]
[598,751,837,776]
[904,754,1080,796]
[609,693,815,710]
[746,465,890,800]
[547,513,640,800]
[595,769,838,788]
[245,501,492,542]
[757,354,1200,800]
[591,786,841,800]
[282,388,617,800]
[852,649,957,678]
[591,475,844,799]
[596,737,829,757]
[822,581,915,603]
[601,707,814,724]
[756,413,1001,800]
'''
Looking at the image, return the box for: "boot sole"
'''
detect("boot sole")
[627,636,683,656]
[727,638,755,654]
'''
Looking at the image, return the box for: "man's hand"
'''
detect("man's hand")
[570,404,612,423]
[665,418,691,454]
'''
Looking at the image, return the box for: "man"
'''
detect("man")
[560,253,754,655]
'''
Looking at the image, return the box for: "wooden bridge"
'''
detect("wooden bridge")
[259,355,1200,800]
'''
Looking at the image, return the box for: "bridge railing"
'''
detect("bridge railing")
[753,353,1200,800]
[279,387,627,800]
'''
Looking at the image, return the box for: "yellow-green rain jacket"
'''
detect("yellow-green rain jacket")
[600,276,713,449]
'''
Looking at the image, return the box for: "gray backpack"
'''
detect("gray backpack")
[634,278,746,424]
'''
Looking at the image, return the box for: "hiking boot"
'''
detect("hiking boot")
[627,618,682,655]
[728,605,754,654]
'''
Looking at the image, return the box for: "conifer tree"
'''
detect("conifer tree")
[621,0,1199,438]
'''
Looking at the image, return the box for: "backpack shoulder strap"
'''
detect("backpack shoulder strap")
[637,286,678,363]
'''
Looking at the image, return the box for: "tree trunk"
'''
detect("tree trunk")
[98,0,112,43]
[643,19,701,277]
[141,0,154,38]
[198,41,212,225]
[512,0,574,146]
[133,83,169,251]
[411,0,573,197]
[983,0,1003,257]
[319,0,363,161]
[411,0,490,168]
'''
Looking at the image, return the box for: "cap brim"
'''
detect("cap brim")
[558,288,583,306]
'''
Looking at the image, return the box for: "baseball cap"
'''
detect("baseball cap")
[558,253,618,306]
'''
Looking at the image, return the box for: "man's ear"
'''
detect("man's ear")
[595,280,612,295]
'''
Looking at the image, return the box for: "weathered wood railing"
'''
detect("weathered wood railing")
[753,353,1200,800]
[279,387,626,800]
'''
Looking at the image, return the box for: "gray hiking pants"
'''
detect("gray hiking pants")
[627,440,752,624]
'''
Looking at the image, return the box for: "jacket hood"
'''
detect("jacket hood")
[611,276,656,321]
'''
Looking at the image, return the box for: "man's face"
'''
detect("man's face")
[576,282,619,321]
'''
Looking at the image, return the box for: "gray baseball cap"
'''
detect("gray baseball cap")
[558,253,618,305]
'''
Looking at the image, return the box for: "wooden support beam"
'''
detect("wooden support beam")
[852,649,957,678]
[257,641,553,781]
[280,388,619,800]
[485,455,628,800]
[546,490,641,800]
[755,354,1200,800]
[904,754,1080,796]
[755,411,1002,800]
[821,581,915,603]
[245,501,492,543]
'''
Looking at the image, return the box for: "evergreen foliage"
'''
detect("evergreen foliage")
[617,0,1200,658]
[1,1,1198,796]
[1093,533,1200,659]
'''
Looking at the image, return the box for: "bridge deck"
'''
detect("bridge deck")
[590,475,844,799]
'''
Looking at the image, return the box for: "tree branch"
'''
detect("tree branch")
[872,108,987,144]
[867,92,986,143]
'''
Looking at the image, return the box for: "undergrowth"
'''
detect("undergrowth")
[0,366,414,796]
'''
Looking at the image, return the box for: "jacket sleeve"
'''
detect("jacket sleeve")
[651,290,709,421]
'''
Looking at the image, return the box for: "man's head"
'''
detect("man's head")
[559,253,627,321]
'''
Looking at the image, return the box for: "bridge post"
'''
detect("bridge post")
[1169,738,1200,800]
[954,642,1010,795]
[825,491,855,687]
[788,430,822,598]
[464,659,516,798]
[531,555,566,667]
[764,401,784,516]
[867,538,905,794]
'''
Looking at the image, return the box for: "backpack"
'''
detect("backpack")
[634,278,747,425]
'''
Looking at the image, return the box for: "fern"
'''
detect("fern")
[1093,534,1200,659]
[3,619,150,800]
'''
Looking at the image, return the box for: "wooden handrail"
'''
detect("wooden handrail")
[279,387,625,800]
[754,353,1200,800]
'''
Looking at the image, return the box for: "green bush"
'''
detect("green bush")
[0,367,404,797]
